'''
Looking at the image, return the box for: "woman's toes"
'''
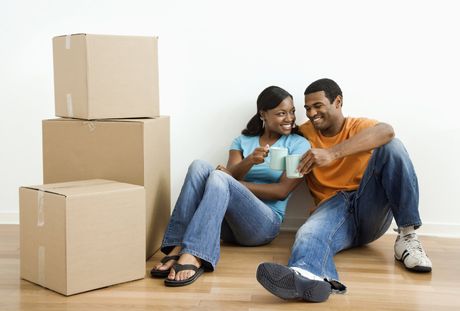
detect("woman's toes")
[176,270,195,281]
[155,263,166,270]
[154,263,165,271]
[156,257,179,271]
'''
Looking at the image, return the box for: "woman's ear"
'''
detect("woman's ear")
[259,111,267,121]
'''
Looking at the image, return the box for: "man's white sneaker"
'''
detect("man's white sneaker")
[394,233,432,272]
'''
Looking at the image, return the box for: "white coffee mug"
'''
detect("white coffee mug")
[269,147,288,170]
[286,154,303,178]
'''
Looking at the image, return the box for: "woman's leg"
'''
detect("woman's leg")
[154,160,213,272]
[222,188,281,247]
[171,170,280,280]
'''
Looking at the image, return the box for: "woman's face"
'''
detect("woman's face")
[260,97,296,136]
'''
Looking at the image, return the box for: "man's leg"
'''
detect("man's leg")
[354,138,432,272]
[256,193,354,302]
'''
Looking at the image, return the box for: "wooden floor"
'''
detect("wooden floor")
[1,225,459,311]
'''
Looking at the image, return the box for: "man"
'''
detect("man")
[256,78,432,303]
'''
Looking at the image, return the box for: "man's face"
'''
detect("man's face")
[304,91,342,133]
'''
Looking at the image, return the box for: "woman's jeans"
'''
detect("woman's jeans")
[288,138,421,281]
[161,160,282,270]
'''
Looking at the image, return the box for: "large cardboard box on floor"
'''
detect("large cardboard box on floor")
[53,34,159,119]
[19,179,145,296]
[42,117,170,258]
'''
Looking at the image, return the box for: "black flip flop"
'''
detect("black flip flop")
[164,263,204,287]
[150,255,180,278]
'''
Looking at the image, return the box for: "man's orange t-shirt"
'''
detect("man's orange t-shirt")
[298,118,378,208]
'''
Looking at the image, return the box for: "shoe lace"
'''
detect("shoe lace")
[403,233,424,254]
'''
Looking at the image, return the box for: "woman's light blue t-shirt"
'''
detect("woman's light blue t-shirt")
[229,134,310,220]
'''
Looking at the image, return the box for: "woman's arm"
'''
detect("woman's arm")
[225,146,269,180]
[241,173,304,201]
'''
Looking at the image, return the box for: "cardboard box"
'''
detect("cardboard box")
[19,179,146,296]
[42,117,170,258]
[53,34,159,119]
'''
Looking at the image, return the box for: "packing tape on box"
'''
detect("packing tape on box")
[38,246,45,286]
[37,190,45,227]
[66,94,74,117]
[65,35,71,49]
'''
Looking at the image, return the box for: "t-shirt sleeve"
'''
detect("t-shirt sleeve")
[229,135,243,151]
[351,118,379,134]
[289,135,311,155]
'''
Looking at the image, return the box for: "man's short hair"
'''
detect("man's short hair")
[304,78,342,104]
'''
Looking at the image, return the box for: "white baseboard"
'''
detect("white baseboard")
[281,217,460,238]
[3,213,460,238]
[384,220,460,238]
[0,212,19,224]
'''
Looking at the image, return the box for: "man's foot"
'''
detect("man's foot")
[394,232,432,272]
[256,263,331,302]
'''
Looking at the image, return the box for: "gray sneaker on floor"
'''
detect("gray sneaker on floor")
[256,263,332,302]
[394,233,432,272]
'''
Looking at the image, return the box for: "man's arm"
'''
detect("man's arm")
[298,122,394,174]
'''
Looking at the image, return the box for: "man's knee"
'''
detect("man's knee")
[295,221,327,243]
[378,138,408,158]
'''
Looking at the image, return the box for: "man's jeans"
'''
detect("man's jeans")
[288,138,421,281]
[161,160,282,270]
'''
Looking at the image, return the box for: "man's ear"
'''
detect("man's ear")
[334,95,343,108]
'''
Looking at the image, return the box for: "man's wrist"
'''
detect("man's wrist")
[329,147,342,161]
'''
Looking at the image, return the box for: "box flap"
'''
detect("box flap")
[21,179,142,197]
[43,117,167,124]
[53,33,87,39]
[54,34,158,39]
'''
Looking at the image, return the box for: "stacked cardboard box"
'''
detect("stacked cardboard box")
[20,34,171,295]
[20,179,146,296]
[52,34,160,119]
[42,116,170,255]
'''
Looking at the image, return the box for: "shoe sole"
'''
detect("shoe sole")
[394,256,432,272]
[150,268,170,278]
[256,263,331,302]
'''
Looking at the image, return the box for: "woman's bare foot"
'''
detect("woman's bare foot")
[167,253,202,281]
[154,246,181,271]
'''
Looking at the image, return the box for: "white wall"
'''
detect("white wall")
[1,0,459,234]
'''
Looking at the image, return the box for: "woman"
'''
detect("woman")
[151,86,310,287]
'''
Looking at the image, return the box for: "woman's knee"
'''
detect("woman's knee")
[205,170,233,193]
[188,159,214,176]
